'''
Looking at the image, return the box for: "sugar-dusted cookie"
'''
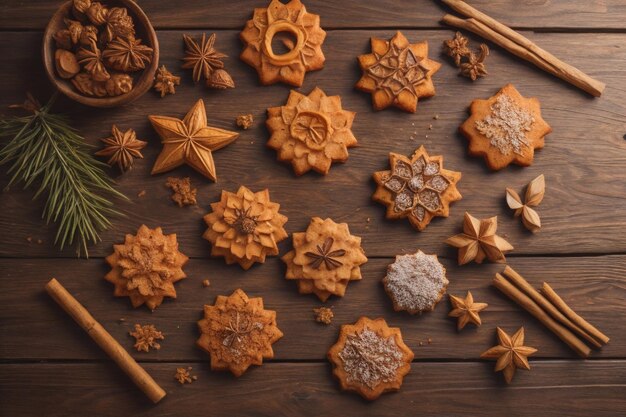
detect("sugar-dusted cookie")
[104,225,188,311]
[196,289,283,377]
[383,250,449,314]
[328,317,414,400]
[240,0,326,86]
[356,31,441,113]
[267,87,357,175]
[459,84,552,170]
[373,146,462,231]
[203,186,288,270]
[282,217,367,301]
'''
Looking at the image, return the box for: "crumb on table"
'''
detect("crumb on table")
[202,279,210,287]
[313,306,334,325]
[236,114,254,129]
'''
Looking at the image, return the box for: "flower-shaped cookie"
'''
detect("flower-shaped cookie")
[373,146,462,231]
[197,289,283,377]
[267,87,357,175]
[104,225,188,310]
[459,84,552,170]
[328,317,414,401]
[240,0,326,86]
[282,217,367,301]
[203,186,288,270]
[356,31,441,112]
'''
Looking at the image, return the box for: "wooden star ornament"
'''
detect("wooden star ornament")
[445,212,513,265]
[149,99,239,181]
[448,291,488,330]
[480,327,537,384]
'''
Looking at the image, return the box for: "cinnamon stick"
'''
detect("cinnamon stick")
[541,282,610,345]
[493,273,591,358]
[45,278,166,404]
[441,0,605,97]
[501,266,602,349]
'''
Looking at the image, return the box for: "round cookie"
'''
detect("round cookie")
[382,250,449,314]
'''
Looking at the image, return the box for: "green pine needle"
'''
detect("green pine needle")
[0,93,127,257]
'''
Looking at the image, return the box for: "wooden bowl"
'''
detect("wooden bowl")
[42,0,159,108]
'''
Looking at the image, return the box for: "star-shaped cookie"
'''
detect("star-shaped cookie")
[356,31,441,112]
[372,146,462,231]
[328,317,414,400]
[149,99,239,181]
[480,327,537,384]
[448,291,488,330]
[445,212,513,265]
[196,289,283,377]
[459,84,552,170]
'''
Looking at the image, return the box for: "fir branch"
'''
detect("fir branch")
[0,93,127,256]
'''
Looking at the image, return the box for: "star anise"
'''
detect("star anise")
[222,311,263,347]
[481,327,537,384]
[445,212,513,265]
[443,31,471,66]
[153,65,181,97]
[228,207,258,235]
[181,32,227,83]
[103,36,153,72]
[103,7,135,43]
[85,1,108,26]
[76,40,110,81]
[305,237,346,270]
[460,44,489,81]
[95,125,147,172]
[448,291,488,330]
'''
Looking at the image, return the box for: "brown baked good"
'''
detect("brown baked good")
[355,31,441,112]
[203,186,288,269]
[282,217,367,301]
[459,84,552,170]
[266,87,357,175]
[240,0,326,86]
[196,289,283,377]
[104,225,188,310]
[327,316,414,400]
[383,250,449,314]
[372,146,462,231]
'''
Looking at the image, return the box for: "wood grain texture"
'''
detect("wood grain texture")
[1,256,622,361]
[1,30,625,258]
[1,361,625,417]
[1,0,626,30]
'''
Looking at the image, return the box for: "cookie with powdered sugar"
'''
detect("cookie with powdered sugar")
[383,250,449,314]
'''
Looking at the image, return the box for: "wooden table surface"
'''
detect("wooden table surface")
[1,1,626,415]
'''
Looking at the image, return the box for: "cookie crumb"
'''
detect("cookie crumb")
[427,337,432,344]
[202,279,210,287]
[137,190,146,198]
[129,324,164,352]
[236,114,254,129]
[118,317,126,323]
[313,306,334,325]
[165,177,197,207]
[26,236,32,243]
[419,341,424,346]
[174,367,194,384]
[433,114,439,120]
[37,239,43,244]
[366,217,371,223]
[428,124,433,130]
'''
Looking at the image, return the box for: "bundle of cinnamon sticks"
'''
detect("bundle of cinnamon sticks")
[493,266,609,358]
[441,0,605,97]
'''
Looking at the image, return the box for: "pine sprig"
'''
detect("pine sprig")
[0,93,127,256]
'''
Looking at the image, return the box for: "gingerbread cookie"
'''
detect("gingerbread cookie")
[459,84,552,170]
[328,317,414,400]
[104,225,188,310]
[356,31,441,112]
[282,217,367,301]
[240,0,326,86]
[383,250,448,314]
[203,186,288,270]
[267,87,357,175]
[373,146,462,231]
[197,289,283,376]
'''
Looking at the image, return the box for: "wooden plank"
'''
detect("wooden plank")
[1,0,626,30]
[1,30,625,258]
[0,256,622,361]
[1,361,625,416]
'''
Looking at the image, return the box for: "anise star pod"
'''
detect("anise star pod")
[506,174,545,233]
[103,36,153,72]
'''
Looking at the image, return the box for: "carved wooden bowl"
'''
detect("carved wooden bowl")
[42,0,159,108]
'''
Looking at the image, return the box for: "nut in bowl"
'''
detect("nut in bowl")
[43,0,159,107]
